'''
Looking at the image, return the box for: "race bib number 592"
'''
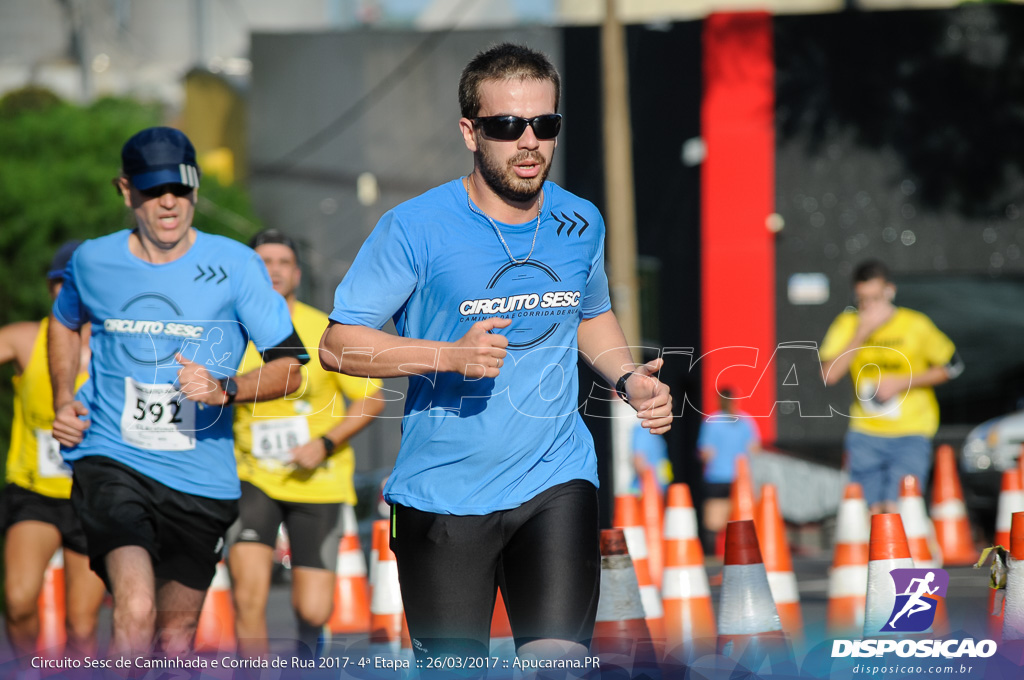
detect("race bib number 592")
[121,378,197,451]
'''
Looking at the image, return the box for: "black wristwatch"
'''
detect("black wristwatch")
[321,435,336,455]
[615,371,634,403]
[218,377,239,405]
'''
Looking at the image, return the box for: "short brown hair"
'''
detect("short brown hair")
[458,43,560,119]
[853,259,891,284]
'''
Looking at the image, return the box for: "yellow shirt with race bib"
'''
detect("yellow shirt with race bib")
[234,302,381,504]
[7,317,88,498]
[820,307,955,438]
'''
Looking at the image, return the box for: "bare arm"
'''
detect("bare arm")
[874,365,952,402]
[290,392,386,469]
[821,325,875,386]
[821,303,894,385]
[177,353,307,406]
[577,310,673,434]
[48,316,91,446]
[319,318,510,380]
[0,321,40,373]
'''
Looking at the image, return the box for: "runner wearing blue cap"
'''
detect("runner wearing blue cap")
[48,127,310,660]
[0,241,106,663]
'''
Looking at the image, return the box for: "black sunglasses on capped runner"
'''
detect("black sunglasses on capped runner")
[138,183,194,198]
[472,114,562,141]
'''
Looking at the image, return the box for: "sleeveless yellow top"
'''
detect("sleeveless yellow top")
[7,318,88,498]
[233,302,381,504]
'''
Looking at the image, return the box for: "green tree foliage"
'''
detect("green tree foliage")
[0,87,264,466]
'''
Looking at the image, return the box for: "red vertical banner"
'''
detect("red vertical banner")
[701,12,776,439]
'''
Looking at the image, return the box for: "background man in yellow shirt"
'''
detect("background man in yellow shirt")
[229,230,384,658]
[820,260,962,514]
[0,241,106,662]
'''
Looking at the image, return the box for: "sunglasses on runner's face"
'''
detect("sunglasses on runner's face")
[138,183,194,199]
[473,114,562,141]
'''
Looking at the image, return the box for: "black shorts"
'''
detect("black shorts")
[227,481,344,571]
[704,482,732,499]
[0,484,88,555]
[70,456,238,591]
[390,479,600,660]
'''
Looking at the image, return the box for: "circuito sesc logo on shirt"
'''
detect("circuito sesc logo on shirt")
[882,568,950,633]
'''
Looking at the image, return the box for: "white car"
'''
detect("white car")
[960,410,1024,535]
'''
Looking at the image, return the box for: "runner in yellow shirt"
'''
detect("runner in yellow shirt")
[229,230,384,658]
[820,260,962,514]
[0,241,106,661]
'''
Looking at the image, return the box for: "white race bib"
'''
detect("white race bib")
[857,380,901,420]
[35,429,71,479]
[249,417,310,464]
[121,378,196,451]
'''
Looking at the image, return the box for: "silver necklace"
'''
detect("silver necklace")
[465,180,543,265]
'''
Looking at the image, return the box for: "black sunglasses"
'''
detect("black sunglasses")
[473,114,562,141]
[138,183,194,198]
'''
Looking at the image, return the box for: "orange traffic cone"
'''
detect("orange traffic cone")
[755,485,804,644]
[328,504,370,635]
[717,520,791,676]
[640,465,665,589]
[1003,511,1024,640]
[826,483,870,637]
[996,469,1024,549]
[931,444,978,566]
[195,560,235,653]
[490,588,515,658]
[613,494,665,645]
[899,475,940,568]
[661,484,716,661]
[899,477,950,633]
[36,548,66,655]
[863,514,915,637]
[592,528,659,676]
[716,455,757,560]
[369,520,403,653]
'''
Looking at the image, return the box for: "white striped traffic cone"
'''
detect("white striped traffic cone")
[717,520,791,675]
[899,475,941,569]
[931,444,978,566]
[613,494,665,647]
[328,504,370,634]
[996,469,1024,549]
[755,484,804,645]
[863,514,915,637]
[826,483,870,637]
[1003,511,1024,640]
[195,560,236,653]
[592,528,660,676]
[36,548,66,656]
[662,484,715,662]
[369,520,403,654]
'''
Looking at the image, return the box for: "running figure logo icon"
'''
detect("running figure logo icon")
[882,568,949,633]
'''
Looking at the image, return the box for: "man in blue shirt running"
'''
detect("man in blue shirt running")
[321,43,673,669]
[49,127,308,660]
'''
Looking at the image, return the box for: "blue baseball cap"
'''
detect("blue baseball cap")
[121,126,201,191]
[47,240,82,281]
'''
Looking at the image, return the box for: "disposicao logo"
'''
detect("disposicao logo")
[831,567,998,660]
[882,568,949,633]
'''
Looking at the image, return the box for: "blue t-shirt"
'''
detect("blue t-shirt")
[52,229,294,499]
[330,179,611,514]
[697,410,760,484]
[630,425,672,494]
